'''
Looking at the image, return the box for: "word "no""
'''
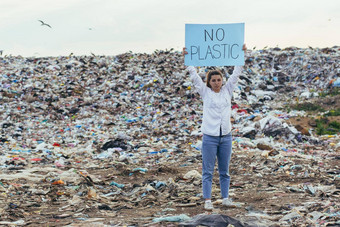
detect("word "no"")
[204,28,225,42]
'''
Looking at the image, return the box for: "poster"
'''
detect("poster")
[185,23,245,66]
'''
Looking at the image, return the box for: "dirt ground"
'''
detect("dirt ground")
[2,144,339,226]
[285,94,340,131]
[287,115,340,136]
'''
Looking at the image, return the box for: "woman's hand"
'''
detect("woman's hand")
[182,47,188,56]
[242,44,247,54]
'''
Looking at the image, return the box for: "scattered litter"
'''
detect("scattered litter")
[0,46,339,225]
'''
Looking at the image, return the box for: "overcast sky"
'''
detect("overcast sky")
[1,0,339,57]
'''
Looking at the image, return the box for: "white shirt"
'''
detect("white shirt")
[188,66,243,136]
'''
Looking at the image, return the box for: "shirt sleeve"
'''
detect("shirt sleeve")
[224,65,243,96]
[188,66,206,97]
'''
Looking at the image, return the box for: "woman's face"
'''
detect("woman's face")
[209,75,223,93]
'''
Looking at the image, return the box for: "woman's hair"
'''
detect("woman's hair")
[206,70,223,88]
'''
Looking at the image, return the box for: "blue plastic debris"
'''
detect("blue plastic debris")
[110,181,125,188]
[152,214,191,223]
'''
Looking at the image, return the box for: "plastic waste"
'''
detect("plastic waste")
[153,214,191,223]
[110,181,125,188]
[0,46,339,226]
[179,214,251,227]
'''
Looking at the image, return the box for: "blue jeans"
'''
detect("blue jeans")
[201,133,232,199]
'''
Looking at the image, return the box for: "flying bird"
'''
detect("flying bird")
[38,20,52,28]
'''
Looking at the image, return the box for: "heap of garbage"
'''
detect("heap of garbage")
[0,46,339,226]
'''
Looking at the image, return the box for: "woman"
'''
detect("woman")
[184,44,247,210]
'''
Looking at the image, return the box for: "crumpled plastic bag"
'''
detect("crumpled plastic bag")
[153,214,191,223]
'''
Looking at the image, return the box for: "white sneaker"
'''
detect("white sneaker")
[204,200,214,210]
[222,198,236,207]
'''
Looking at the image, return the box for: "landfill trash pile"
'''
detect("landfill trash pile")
[0,46,339,226]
